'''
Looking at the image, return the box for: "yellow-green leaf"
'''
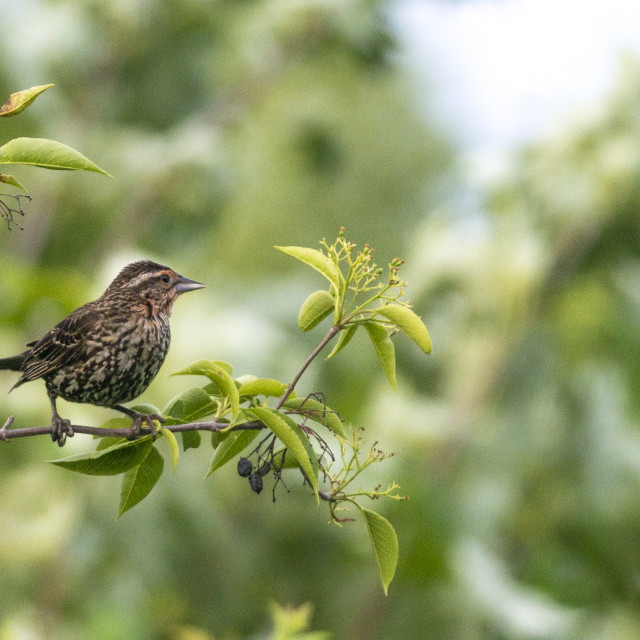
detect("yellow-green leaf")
[172,359,233,377]
[364,321,396,391]
[249,407,319,501]
[0,137,112,176]
[326,324,358,359]
[238,378,288,398]
[359,506,399,595]
[0,172,26,191]
[298,290,335,332]
[376,304,432,354]
[161,428,180,472]
[275,246,343,293]
[210,368,240,423]
[0,84,54,117]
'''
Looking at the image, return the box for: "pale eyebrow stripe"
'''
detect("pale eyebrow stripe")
[125,272,157,288]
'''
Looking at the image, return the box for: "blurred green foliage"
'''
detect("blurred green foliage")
[1,1,640,639]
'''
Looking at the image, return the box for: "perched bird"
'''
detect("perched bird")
[0,260,204,445]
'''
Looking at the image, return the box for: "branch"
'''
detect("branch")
[0,417,265,441]
[0,325,342,443]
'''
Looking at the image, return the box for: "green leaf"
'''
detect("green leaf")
[359,506,399,595]
[95,436,128,451]
[364,321,396,391]
[273,448,301,470]
[275,246,343,293]
[181,431,202,451]
[202,380,223,395]
[238,378,288,398]
[298,290,335,332]
[161,428,180,471]
[162,390,212,451]
[376,304,432,354]
[163,387,217,421]
[0,137,112,176]
[326,324,358,359]
[249,407,319,500]
[171,362,239,423]
[210,430,230,449]
[206,429,259,477]
[119,446,164,517]
[0,172,26,191]
[172,359,233,377]
[129,403,161,417]
[51,437,153,476]
[0,84,54,117]
[282,396,346,438]
[93,417,134,450]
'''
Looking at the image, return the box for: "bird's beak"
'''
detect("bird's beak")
[175,275,205,294]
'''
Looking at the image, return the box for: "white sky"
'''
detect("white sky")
[393,0,640,152]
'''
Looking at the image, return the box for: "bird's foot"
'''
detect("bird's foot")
[127,412,165,440]
[51,414,74,447]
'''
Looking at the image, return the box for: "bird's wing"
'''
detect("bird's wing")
[18,305,101,382]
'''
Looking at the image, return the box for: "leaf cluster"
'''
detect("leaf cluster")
[0,84,110,228]
[278,229,431,388]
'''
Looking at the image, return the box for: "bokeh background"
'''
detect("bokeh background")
[1,0,640,638]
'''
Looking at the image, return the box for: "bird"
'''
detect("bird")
[0,260,204,446]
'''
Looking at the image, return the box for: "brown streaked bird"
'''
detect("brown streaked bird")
[0,260,204,445]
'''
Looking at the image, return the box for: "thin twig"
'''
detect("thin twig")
[275,324,341,409]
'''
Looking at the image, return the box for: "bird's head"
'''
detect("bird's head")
[104,260,204,317]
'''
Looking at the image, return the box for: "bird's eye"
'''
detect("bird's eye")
[160,274,170,283]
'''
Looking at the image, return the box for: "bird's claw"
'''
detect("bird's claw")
[51,414,73,447]
[127,412,165,440]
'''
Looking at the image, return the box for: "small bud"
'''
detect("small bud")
[249,473,263,494]
[237,457,252,477]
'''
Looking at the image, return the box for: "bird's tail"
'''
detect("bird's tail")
[0,354,25,371]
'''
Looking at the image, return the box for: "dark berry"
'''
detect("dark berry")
[237,457,252,477]
[249,473,263,494]
[257,460,271,476]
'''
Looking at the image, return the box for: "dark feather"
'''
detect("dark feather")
[0,354,26,371]
[15,305,101,386]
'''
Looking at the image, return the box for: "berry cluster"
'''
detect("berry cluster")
[237,456,272,494]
